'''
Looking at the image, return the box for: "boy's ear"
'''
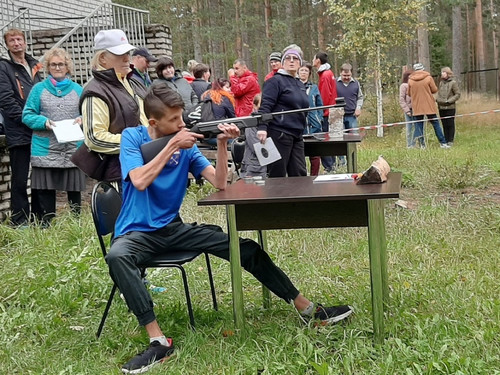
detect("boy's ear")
[148,118,157,127]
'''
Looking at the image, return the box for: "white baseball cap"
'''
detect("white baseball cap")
[94,29,136,55]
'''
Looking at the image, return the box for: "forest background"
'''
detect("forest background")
[114,0,500,98]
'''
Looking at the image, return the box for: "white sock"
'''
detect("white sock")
[299,301,315,316]
[150,335,168,346]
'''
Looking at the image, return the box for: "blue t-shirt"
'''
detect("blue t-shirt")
[114,126,211,237]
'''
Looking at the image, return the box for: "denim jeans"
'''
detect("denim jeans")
[343,115,358,132]
[405,113,416,147]
[413,114,446,145]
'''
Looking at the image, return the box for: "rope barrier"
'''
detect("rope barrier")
[343,108,500,132]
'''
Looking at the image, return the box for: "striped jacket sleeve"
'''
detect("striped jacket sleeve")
[81,96,121,154]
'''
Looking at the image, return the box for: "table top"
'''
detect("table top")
[199,172,401,206]
[303,133,362,144]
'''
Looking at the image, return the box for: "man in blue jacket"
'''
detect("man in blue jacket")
[0,29,43,226]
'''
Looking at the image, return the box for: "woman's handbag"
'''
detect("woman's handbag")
[70,144,120,181]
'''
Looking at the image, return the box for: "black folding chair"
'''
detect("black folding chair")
[230,137,246,177]
[91,181,217,337]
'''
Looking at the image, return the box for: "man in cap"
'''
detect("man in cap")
[131,47,158,88]
[265,51,282,81]
[77,29,148,184]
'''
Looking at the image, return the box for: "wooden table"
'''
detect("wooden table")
[303,133,362,173]
[199,173,401,343]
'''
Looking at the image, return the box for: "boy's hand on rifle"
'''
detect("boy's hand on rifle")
[173,128,204,149]
[216,123,240,141]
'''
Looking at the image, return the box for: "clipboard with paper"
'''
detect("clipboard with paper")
[52,119,84,143]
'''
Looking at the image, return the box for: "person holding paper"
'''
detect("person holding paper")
[22,48,85,226]
[257,44,309,177]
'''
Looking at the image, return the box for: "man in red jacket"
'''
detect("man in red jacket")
[228,59,261,117]
[313,51,337,172]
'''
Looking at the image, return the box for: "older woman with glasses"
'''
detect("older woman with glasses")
[257,44,309,177]
[22,47,85,225]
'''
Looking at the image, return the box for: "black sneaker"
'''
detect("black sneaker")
[121,339,174,374]
[313,304,353,325]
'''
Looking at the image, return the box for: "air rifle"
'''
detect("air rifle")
[140,97,345,163]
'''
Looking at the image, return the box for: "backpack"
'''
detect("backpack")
[185,98,215,128]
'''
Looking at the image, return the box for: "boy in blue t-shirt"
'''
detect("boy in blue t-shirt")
[107,83,353,374]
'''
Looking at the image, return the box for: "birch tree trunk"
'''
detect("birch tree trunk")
[376,45,384,137]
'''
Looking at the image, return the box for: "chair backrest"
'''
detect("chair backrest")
[230,137,246,175]
[91,181,122,257]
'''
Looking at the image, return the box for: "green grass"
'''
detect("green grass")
[1,97,499,374]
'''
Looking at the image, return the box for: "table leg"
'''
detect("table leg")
[226,204,245,329]
[367,199,388,344]
[257,230,271,308]
[346,143,357,173]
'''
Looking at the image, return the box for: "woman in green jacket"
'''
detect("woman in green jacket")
[436,67,460,146]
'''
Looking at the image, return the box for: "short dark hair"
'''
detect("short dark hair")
[301,61,313,77]
[315,51,328,64]
[144,83,185,119]
[193,63,209,78]
[155,56,175,77]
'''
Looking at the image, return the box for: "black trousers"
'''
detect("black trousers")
[439,108,456,143]
[266,129,307,178]
[8,144,31,225]
[106,220,301,326]
[31,189,81,224]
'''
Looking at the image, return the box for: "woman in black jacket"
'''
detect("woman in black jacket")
[257,44,309,177]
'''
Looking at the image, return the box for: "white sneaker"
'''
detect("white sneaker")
[440,143,451,149]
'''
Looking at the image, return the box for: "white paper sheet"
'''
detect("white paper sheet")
[52,119,84,143]
[313,173,354,183]
[253,138,281,166]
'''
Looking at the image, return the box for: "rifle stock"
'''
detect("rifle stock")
[140,98,345,163]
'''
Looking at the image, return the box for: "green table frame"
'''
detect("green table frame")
[304,133,362,173]
[199,173,401,343]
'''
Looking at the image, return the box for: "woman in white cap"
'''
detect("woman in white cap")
[76,29,148,186]
[256,44,309,177]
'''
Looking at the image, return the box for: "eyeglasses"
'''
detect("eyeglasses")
[49,63,66,69]
[284,55,299,62]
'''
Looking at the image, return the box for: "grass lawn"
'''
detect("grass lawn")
[0,97,499,374]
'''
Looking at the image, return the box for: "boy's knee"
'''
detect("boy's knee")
[104,245,127,266]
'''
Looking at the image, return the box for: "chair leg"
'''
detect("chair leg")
[175,265,196,329]
[204,253,218,311]
[96,283,118,338]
